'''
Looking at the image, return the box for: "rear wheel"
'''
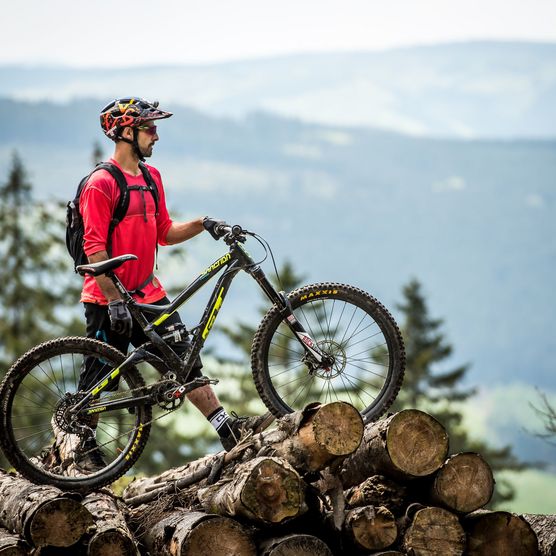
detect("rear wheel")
[251,283,405,423]
[0,337,152,492]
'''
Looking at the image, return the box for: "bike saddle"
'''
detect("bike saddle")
[76,254,138,276]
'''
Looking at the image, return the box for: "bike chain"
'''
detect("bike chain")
[78,377,214,457]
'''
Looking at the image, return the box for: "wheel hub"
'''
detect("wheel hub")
[53,392,93,434]
[314,339,347,379]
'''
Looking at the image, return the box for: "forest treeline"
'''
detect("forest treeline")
[0,150,554,507]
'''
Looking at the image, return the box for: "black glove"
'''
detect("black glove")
[108,300,133,337]
[203,216,227,240]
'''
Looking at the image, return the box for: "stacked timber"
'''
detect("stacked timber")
[0,404,553,555]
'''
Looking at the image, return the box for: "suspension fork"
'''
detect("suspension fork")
[247,265,332,369]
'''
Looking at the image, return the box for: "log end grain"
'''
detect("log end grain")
[182,516,256,556]
[387,410,448,477]
[311,402,364,457]
[403,506,466,556]
[87,529,138,556]
[345,505,398,551]
[433,452,494,513]
[29,498,94,547]
[465,511,540,556]
[259,533,333,556]
[241,458,305,524]
[296,402,364,471]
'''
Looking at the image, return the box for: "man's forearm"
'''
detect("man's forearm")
[88,250,122,302]
[165,217,205,245]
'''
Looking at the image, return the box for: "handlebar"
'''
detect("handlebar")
[214,223,246,241]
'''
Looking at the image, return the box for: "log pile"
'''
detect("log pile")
[0,403,554,555]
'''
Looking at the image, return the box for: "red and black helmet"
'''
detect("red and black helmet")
[100,97,172,140]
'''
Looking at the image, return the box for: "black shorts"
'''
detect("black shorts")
[79,297,203,390]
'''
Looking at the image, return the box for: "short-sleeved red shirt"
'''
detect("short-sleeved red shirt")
[80,158,173,305]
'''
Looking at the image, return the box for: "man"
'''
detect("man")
[77,97,262,469]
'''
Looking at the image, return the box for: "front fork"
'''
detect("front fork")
[247,265,332,372]
[277,292,334,373]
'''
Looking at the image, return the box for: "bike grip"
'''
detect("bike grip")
[214,223,231,235]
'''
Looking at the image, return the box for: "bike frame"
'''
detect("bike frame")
[74,236,328,417]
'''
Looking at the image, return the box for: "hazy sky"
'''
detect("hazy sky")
[3,0,556,67]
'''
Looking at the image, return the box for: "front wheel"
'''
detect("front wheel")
[0,337,152,492]
[251,283,405,423]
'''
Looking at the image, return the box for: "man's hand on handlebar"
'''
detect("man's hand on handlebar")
[202,217,228,240]
[203,216,230,241]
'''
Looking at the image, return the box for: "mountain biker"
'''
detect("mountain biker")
[71,97,262,470]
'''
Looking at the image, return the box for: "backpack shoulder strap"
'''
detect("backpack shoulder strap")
[138,162,159,214]
[97,162,130,225]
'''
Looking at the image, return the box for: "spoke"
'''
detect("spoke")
[269,362,306,379]
[345,361,388,380]
[343,331,385,351]
[15,426,53,442]
[339,303,359,347]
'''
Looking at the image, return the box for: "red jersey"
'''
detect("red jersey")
[80,158,173,305]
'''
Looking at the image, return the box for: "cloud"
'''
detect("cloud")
[526,193,545,208]
[432,176,467,192]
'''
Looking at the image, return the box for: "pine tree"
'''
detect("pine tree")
[214,260,306,415]
[395,278,527,506]
[0,152,82,368]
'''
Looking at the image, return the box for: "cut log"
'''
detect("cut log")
[82,490,138,555]
[258,533,333,556]
[343,505,398,551]
[425,452,494,513]
[255,402,364,474]
[402,506,466,556]
[0,527,30,556]
[340,410,449,487]
[140,510,256,556]
[522,514,556,556]
[198,456,306,525]
[345,475,408,513]
[0,471,93,547]
[464,511,540,555]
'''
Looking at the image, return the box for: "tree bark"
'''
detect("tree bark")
[0,527,30,556]
[140,510,256,556]
[340,410,449,487]
[197,456,306,525]
[258,533,333,556]
[82,490,138,556]
[345,475,408,513]
[522,514,556,556]
[343,505,398,551]
[464,510,540,556]
[401,505,466,556]
[0,471,93,548]
[425,452,494,514]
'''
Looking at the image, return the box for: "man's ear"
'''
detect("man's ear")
[121,127,134,140]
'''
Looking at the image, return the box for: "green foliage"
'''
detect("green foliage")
[395,278,528,506]
[0,152,82,368]
[215,260,306,412]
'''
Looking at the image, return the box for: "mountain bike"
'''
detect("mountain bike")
[0,224,405,492]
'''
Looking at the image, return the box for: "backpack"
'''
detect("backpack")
[66,161,159,271]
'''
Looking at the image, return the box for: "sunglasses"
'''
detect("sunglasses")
[137,124,158,136]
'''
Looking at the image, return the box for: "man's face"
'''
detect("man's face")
[136,122,159,158]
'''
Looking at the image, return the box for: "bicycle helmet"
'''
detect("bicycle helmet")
[99,97,172,161]
[100,97,172,140]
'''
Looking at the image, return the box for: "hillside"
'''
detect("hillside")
[1,41,555,138]
[0,97,554,466]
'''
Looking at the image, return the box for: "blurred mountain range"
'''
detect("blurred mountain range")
[0,41,554,464]
[1,41,555,139]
